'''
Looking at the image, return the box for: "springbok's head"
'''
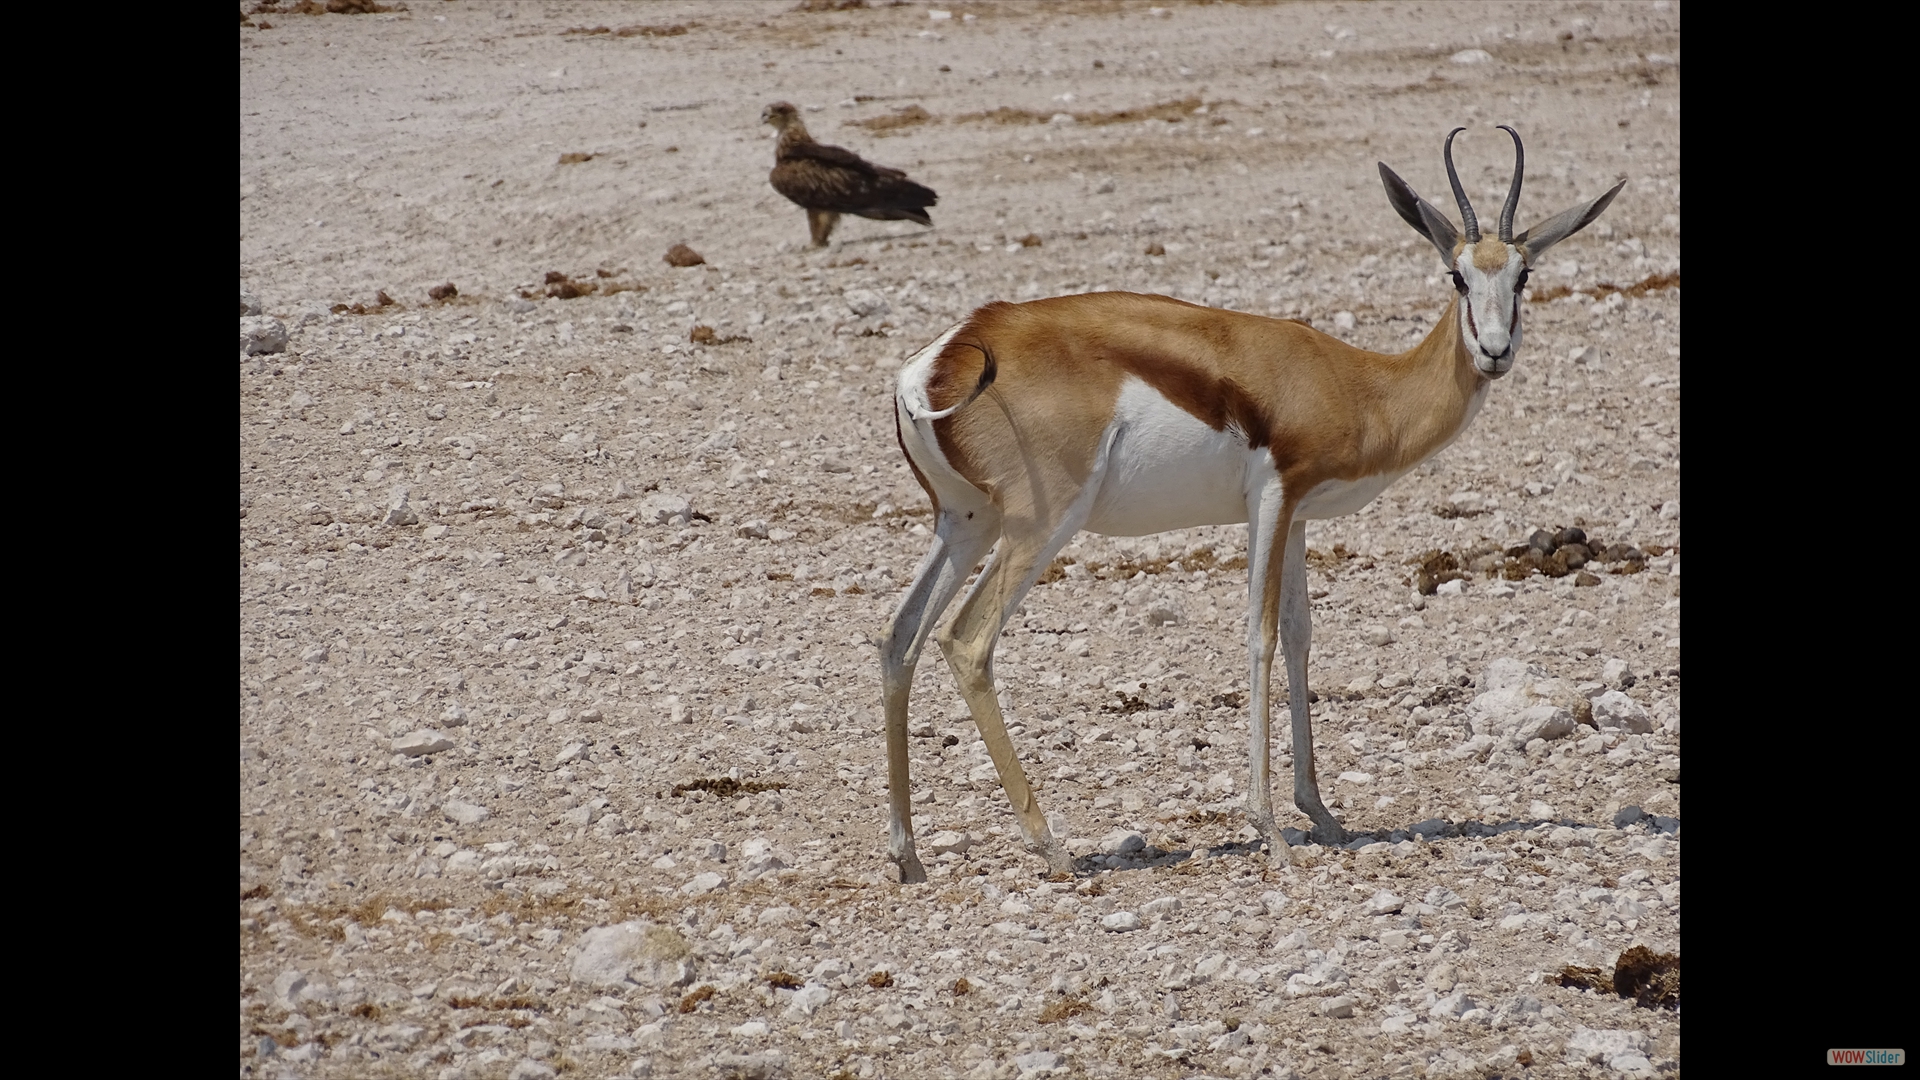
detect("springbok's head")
[1380,127,1624,379]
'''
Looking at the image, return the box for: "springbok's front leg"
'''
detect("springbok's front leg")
[1279,518,1348,845]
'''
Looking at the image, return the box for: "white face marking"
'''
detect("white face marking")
[1454,246,1528,378]
[1084,378,1258,536]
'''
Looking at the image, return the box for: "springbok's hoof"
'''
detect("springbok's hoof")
[896,856,928,885]
[1311,823,1351,847]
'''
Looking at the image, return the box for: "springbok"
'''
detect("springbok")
[880,126,1623,883]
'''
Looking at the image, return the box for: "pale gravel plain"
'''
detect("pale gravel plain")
[239,3,1681,1078]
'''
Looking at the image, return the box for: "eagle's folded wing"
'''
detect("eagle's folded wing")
[771,156,936,223]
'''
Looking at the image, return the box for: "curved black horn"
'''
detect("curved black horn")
[1443,126,1480,244]
[1497,125,1524,243]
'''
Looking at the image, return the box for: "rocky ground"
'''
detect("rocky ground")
[239,2,1680,1078]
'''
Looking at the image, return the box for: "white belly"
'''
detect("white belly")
[1084,378,1257,536]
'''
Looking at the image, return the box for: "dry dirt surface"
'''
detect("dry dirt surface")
[239,3,1680,1078]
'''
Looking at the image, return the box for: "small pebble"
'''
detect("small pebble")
[392,730,454,757]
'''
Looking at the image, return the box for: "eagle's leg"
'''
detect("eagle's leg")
[808,210,840,248]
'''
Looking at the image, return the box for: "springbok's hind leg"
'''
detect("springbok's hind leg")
[935,527,1079,877]
[881,508,1000,884]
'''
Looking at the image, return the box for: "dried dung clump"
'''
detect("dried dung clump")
[1613,945,1681,1009]
[669,777,788,799]
[331,290,396,315]
[1414,549,1465,595]
[766,972,803,990]
[427,282,457,301]
[677,985,717,1013]
[557,152,595,164]
[664,243,706,267]
[1491,525,1660,580]
[866,970,894,988]
[534,271,595,300]
[1560,947,1679,1010]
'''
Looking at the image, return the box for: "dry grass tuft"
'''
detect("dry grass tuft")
[957,96,1205,127]
[619,23,693,37]
[956,105,1056,126]
[690,325,751,346]
[1038,994,1093,1023]
[1038,544,1246,585]
[1529,270,1680,304]
[847,105,933,133]
[447,995,544,1011]
[678,984,717,1013]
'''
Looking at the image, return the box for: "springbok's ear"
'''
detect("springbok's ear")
[1517,178,1627,257]
[1379,163,1460,265]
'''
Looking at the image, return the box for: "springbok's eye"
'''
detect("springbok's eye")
[1449,270,1467,293]
[1515,268,1531,292]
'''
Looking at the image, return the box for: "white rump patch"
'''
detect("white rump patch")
[894,323,991,516]
[895,323,963,420]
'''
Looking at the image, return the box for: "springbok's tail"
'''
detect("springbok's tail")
[901,340,995,422]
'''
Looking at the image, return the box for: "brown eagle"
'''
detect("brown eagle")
[762,101,937,248]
